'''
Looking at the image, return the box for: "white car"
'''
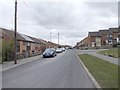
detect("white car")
[56,48,63,53]
[61,47,65,51]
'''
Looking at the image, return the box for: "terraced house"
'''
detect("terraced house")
[99,29,113,46]
[88,32,102,47]
[1,28,58,61]
[109,28,120,44]
[76,27,119,48]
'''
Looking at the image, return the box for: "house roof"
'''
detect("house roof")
[19,33,35,42]
[28,36,45,44]
[1,28,35,42]
[89,32,102,37]
[48,41,59,46]
[109,28,118,33]
[81,37,88,42]
[99,29,112,35]
[1,28,26,41]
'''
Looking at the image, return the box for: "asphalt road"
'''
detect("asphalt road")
[3,49,95,88]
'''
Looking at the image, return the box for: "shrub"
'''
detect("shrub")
[2,40,14,62]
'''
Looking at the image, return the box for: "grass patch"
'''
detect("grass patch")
[78,54,118,88]
[98,48,119,58]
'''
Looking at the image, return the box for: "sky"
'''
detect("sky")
[0,0,119,46]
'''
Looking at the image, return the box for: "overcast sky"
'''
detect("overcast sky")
[0,0,119,46]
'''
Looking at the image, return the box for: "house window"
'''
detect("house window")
[27,42,30,46]
[23,42,26,45]
[27,46,30,50]
[22,50,26,54]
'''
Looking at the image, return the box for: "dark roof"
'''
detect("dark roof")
[89,32,102,37]
[1,28,35,42]
[38,38,48,44]
[109,28,118,33]
[1,28,26,41]
[99,29,112,35]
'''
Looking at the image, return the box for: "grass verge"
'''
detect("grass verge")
[98,48,119,58]
[78,54,118,88]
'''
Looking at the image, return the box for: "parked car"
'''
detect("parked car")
[61,47,65,51]
[65,47,69,50]
[43,48,56,58]
[56,48,63,53]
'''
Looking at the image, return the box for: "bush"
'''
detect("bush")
[2,40,14,62]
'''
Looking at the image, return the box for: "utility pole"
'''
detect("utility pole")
[58,33,59,45]
[14,0,17,64]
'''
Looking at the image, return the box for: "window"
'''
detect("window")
[23,42,26,45]
[27,46,30,50]
[22,50,26,53]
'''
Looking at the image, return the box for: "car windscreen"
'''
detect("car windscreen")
[44,49,53,53]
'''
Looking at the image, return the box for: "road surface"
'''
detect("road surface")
[3,49,95,88]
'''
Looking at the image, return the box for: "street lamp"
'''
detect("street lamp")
[49,33,52,48]
[50,33,52,42]
[58,33,59,45]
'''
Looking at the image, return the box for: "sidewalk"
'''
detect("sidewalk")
[1,55,42,71]
[88,52,118,65]
[77,49,118,65]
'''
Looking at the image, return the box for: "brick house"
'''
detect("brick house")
[1,28,44,58]
[18,33,36,57]
[109,28,120,43]
[99,29,113,46]
[76,37,88,48]
[1,28,13,44]
[1,28,60,60]
[47,41,59,48]
[88,32,102,47]
[28,36,46,54]
[76,27,119,48]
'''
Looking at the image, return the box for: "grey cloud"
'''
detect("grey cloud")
[30,2,74,30]
[85,2,118,17]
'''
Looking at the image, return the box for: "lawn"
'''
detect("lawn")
[98,48,120,58]
[78,54,118,88]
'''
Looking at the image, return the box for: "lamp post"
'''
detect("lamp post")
[49,33,52,48]
[58,33,59,45]
[50,32,52,42]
